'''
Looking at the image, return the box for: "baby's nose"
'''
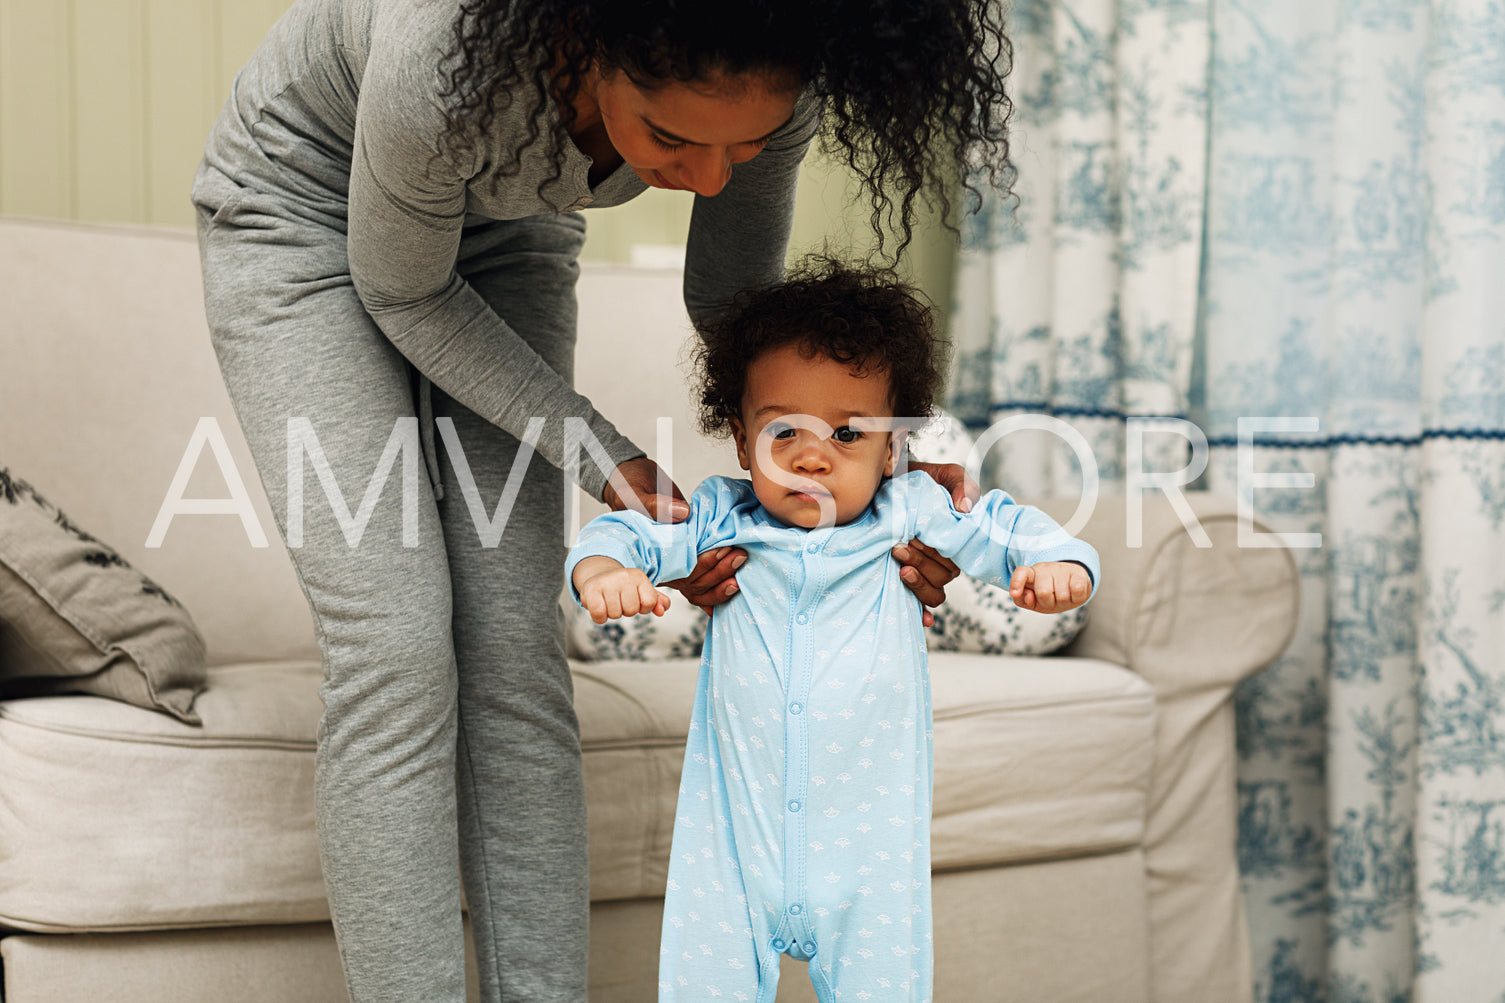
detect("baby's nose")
[791,441,832,471]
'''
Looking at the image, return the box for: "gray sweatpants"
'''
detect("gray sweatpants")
[196,191,592,1002]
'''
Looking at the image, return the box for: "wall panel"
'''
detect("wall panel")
[214,0,289,102]
[146,0,220,225]
[0,0,74,217]
[72,0,146,222]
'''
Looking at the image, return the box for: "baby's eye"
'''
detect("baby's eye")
[767,422,795,439]
[833,426,863,444]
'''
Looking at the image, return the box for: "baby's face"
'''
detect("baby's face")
[729,343,897,529]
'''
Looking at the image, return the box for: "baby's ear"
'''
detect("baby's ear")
[884,429,908,477]
[730,417,751,471]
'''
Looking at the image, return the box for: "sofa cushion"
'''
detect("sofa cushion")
[0,661,324,933]
[0,653,1153,931]
[0,468,207,723]
[576,652,1155,901]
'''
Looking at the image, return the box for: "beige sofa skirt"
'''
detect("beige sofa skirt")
[1,851,1147,1003]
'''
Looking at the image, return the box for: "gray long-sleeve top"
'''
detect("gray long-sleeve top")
[193,0,822,501]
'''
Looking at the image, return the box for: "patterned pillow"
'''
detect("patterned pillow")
[922,575,1089,655]
[566,410,1088,662]
[0,468,207,722]
[908,410,1090,656]
[566,587,708,662]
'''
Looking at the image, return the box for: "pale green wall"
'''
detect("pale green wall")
[0,0,954,321]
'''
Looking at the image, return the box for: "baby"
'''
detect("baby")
[567,260,1098,1003]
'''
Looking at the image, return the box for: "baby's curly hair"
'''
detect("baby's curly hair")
[694,257,943,438]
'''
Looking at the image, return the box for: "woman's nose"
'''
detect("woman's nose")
[678,148,735,197]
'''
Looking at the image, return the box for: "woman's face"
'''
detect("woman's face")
[589,68,801,197]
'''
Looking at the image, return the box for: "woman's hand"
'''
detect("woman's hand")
[664,546,747,617]
[908,460,980,514]
[890,540,959,628]
[603,458,743,616]
[893,460,978,627]
[602,457,690,523]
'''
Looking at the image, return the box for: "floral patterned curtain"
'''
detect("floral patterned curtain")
[950,0,1505,997]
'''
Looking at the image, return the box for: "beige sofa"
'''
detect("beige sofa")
[0,217,1296,1003]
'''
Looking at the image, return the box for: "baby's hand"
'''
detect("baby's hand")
[578,565,672,624]
[1009,561,1092,613]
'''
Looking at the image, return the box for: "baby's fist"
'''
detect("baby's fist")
[1009,561,1092,613]
[580,567,671,624]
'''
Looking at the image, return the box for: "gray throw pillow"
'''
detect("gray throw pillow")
[0,468,206,723]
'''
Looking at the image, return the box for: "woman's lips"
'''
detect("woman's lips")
[653,170,684,191]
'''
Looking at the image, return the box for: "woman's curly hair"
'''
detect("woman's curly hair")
[436,0,1014,258]
[693,256,943,438]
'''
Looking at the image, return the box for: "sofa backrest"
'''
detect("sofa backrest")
[0,217,737,666]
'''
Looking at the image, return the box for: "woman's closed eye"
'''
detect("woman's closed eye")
[652,134,773,154]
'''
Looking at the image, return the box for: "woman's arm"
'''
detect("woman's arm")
[345,10,642,503]
[681,88,824,325]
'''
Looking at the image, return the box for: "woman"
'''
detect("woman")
[191,0,1012,1000]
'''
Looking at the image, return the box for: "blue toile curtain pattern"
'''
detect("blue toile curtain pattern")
[950,0,1505,997]
[949,0,1210,499]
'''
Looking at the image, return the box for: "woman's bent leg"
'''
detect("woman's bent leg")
[197,201,469,1002]
[437,214,590,1002]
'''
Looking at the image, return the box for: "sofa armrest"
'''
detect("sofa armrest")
[1037,491,1299,696]
[1033,491,1298,1003]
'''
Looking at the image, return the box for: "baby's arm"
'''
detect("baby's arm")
[566,476,745,621]
[902,474,1101,612]
[572,556,672,624]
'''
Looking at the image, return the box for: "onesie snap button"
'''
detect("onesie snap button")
[804,943,817,955]
[788,800,801,813]
[796,612,808,624]
[806,541,820,553]
[789,904,802,915]
[789,702,802,714]
[773,939,786,951]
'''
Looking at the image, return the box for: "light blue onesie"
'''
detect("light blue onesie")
[566,471,1100,1003]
